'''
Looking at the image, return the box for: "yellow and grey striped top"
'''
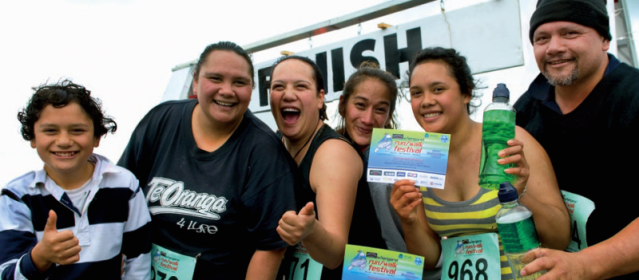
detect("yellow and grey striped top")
[420,186,513,280]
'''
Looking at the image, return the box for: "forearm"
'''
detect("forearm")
[520,193,570,250]
[301,220,347,269]
[580,218,639,279]
[401,221,441,269]
[246,248,286,280]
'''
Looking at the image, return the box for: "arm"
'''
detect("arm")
[245,248,287,280]
[122,181,152,280]
[306,140,360,268]
[521,218,639,279]
[390,179,441,269]
[277,140,360,269]
[0,190,44,279]
[2,189,82,279]
[499,127,570,250]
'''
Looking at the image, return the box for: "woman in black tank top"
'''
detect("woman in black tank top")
[270,55,381,279]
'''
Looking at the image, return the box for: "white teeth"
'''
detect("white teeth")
[282,108,300,113]
[55,152,75,157]
[424,112,441,118]
[214,100,234,107]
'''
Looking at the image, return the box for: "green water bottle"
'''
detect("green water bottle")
[479,83,516,190]
[496,182,544,279]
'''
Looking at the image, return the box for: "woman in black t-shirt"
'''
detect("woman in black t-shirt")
[118,42,297,280]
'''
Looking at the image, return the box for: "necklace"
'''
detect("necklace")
[291,120,322,160]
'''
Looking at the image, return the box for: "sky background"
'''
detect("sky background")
[0,0,536,186]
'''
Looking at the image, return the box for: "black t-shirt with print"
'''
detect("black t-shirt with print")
[118,99,297,279]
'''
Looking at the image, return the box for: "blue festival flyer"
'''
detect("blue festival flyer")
[342,244,424,280]
[367,128,450,189]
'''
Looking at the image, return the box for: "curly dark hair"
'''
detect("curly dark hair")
[17,79,117,141]
[337,61,400,135]
[271,55,328,121]
[407,47,482,114]
[194,41,255,89]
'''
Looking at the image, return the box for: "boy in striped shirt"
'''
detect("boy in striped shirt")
[0,80,151,279]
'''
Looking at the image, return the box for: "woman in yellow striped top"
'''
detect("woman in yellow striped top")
[390,47,570,279]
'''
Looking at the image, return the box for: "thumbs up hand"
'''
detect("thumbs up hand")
[276,202,317,245]
[31,210,81,272]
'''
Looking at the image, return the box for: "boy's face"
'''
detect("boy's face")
[30,102,100,186]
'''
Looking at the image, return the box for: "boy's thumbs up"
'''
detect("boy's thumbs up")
[44,210,57,232]
[299,202,315,217]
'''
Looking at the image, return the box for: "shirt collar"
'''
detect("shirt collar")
[529,53,621,113]
[28,153,119,189]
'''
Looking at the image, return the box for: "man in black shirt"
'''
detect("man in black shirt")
[515,0,639,278]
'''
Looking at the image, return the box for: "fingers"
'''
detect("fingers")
[276,225,298,245]
[45,233,81,265]
[50,229,76,244]
[504,166,530,178]
[44,210,58,232]
[520,249,553,277]
[507,139,524,148]
[522,248,544,264]
[391,179,416,196]
[56,233,80,251]
[499,139,525,160]
[299,202,315,217]
[393,190,422,209]
[390,181,422,224]
[277,216,304,245]
[56,244,81,265]
[278,204,316,245]
[391,180,419,201]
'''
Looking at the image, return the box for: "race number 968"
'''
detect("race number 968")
[447,258,488,280]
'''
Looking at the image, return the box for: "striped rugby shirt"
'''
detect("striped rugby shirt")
[421,187,513,280]
[0,154,151,280]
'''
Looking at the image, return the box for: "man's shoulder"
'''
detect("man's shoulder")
[514,90,537,111]
[515,73,548,110]
[602,63,639,109]
[610,63,639,88]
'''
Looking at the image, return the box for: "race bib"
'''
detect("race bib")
[441,233,501,280]
[290,243,323,280]
[342,244,425,280]
[562,190,595,252]
[151,243,196,280]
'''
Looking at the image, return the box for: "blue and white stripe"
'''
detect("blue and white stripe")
[0,154,151,280]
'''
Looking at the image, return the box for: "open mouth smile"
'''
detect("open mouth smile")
[281,107,301,124]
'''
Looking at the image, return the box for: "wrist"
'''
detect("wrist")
[519,184,527,199]
[303,219,320,241]
[31,243,52,273]
[575,249,600,280]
